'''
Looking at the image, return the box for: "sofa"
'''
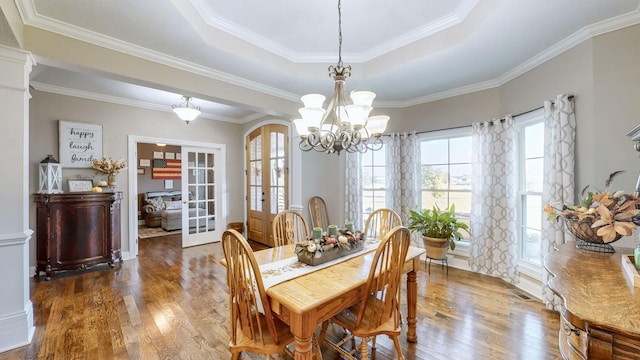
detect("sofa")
[141,191,183,228]
[161,206,215,231]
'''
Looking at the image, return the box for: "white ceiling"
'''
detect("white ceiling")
[16,0,640,123]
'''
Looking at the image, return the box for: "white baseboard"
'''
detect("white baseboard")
[0,302,35,353]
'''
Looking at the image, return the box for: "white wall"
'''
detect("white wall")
[28,91,245,263]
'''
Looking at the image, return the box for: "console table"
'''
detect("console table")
[34,192,122,280]
[545,243,640,359]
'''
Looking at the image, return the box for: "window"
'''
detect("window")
[418,129,472,240]
[517,111,545,265]
[361,145,386,228]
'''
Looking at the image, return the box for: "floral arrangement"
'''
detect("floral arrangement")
[544,171,640,243]
[91,157,127,175]
[295,228,365,256]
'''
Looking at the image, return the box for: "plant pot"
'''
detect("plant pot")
[422,236,449,260]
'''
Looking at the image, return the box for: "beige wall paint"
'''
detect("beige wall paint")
[29,90,245,265]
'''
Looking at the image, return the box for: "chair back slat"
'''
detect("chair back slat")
[272,210,309,246]
[356,226,411,329]
[307,196,330,230]
[363,208,402,240]
[222,229,280,346]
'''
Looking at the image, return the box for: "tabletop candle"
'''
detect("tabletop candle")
[345,221,354,232]
[328,225,338,237]
[312,227,322,240]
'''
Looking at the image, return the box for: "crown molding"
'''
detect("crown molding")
[30,81,247,124]
[17,1,299,103]
[399,6,640,108]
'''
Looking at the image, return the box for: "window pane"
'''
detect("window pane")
[524,122,544,158]
[526,194,542,230]
[525,158,543,192]
[421,191,449,210]
[450,192,471,214]
[523,229,541,263]
[450,164,471,190]
[421,165,448,190]
[421,139,448,164]
[450,137,472,163]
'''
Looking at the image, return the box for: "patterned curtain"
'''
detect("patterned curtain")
[344,151,363,231]
[541,94,576,310]
[386,132,420,231]
[469,116,519,283]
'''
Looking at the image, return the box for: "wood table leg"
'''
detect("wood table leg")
[291,313,322,360]
[406,261,418,342]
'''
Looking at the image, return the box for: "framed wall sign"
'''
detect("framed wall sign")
[59,121,103,168]
[67,179,94,192]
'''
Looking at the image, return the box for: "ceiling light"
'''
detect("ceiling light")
[172,96,201,124]
[293,0,389,154]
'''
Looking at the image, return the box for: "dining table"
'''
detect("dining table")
[225,242,425,360]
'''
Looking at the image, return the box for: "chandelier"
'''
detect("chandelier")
[172,96,201,124]
[293,0,389,154]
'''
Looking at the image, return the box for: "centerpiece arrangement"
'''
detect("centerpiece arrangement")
[544,170,640,252]
[91,157,127,186]
[295,223,365,266]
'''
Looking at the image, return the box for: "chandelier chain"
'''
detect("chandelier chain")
[337,0,343,68]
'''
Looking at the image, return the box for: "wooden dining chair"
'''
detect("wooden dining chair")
[222,229,295,359]
[318,226,411,360]
[272,209,309,247]
[363,208,402,240]
[307,196,330,230]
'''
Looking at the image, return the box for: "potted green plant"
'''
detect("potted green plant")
[407,204,470,259]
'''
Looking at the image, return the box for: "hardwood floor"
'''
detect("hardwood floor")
[1,234,560,359]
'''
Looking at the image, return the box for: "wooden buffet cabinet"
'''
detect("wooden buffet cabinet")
[34,192,123,280]
[545,243,640,359]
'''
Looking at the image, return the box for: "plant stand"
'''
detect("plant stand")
[425,255,448,275]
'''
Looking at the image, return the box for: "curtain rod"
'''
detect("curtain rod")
[400,95,574,136]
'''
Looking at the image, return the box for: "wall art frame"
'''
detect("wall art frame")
[59,120,103,168]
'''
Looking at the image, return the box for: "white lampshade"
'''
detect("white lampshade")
[301,94,326,108]
[365,115,390,136]
[172,107,201,122]
[292,119,310,137]
[298,107,326,131]
[345,104,372,129]
[350,90,376,106]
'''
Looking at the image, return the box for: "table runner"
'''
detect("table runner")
[260,240,380,291]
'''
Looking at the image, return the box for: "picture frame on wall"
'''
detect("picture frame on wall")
[153,151,164,159]
[139,159,150,167]
[67,179,93,192]
[137,168,145,175]
[58,121,103,168]
[165,152,175,160]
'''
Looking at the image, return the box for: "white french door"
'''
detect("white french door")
[181,146,225,247]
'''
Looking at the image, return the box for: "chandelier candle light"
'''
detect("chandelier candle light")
[293,0,389,154]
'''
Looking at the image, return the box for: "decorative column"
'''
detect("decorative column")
[0,45,36,352]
